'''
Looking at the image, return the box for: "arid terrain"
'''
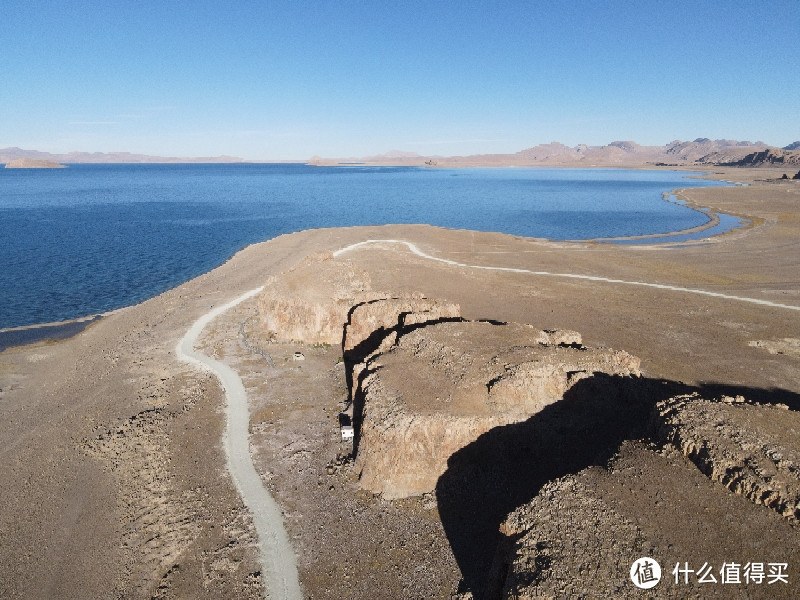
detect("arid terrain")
[309,139,800,170]
[1,167,799,598]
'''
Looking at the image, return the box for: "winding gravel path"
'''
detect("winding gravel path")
[176,286,302,600]
[334,239,800,312]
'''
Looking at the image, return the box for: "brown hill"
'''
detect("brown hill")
[312,138,776,168]
[721,148,800,167]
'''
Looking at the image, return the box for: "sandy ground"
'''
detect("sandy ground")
[0,168,799,598]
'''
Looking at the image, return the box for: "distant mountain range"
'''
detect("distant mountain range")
[309,138,800,168]
[0,147,246,165]
[3,139,799,168]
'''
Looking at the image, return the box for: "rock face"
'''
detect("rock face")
[349,319,640,499]
[654,393,800,522]
[257,252,374,344]
[343,294,461,355]
[722,148,800,167]
[490,393,800,599]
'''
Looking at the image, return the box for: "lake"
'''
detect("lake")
[0,163,729,329]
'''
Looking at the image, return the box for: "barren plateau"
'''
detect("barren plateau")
[1,168,799,599]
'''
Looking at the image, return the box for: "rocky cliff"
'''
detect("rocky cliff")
[343,294,461,355]
[257,252,375,345]
[349,319,640,499]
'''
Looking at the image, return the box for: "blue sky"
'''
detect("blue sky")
[2,1,798,160]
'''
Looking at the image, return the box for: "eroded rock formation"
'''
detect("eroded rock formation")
[255,252,800,598]
[343,294,461,355]
[654,393,800,522]
[495,439,800,600]
[489,393,800,599]
[349,319,640,499]
[257,252,374,344]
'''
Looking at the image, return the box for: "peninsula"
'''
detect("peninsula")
[0,166,799,599]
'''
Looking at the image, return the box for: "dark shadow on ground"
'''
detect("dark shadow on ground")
[435,375,800,599]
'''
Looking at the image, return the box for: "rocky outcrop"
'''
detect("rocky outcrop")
[487,393,800,599]
[653,393,800,522]
[721,148,800,167]
[343,295,463,397]
[351,320,640,499]
[495,440,800,600]
[257,252,375,344]
[343,294,461,355]
[257,253,463,350]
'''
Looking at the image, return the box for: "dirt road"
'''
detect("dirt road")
[177,288,302,600]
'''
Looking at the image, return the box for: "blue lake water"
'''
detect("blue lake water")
[0,164,729,329]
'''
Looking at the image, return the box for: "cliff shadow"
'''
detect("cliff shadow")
[435,376,800,599]
[341,302,465,458]
[345,316,465,458]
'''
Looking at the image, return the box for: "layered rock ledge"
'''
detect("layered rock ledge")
[349,318,640,499]
[654,393,800,522]
[258,252,373,344]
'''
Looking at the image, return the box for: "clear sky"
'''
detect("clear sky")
[2,1,798,160]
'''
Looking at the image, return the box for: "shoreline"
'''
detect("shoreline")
[0,314,104,352]
[0,167,767,341]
